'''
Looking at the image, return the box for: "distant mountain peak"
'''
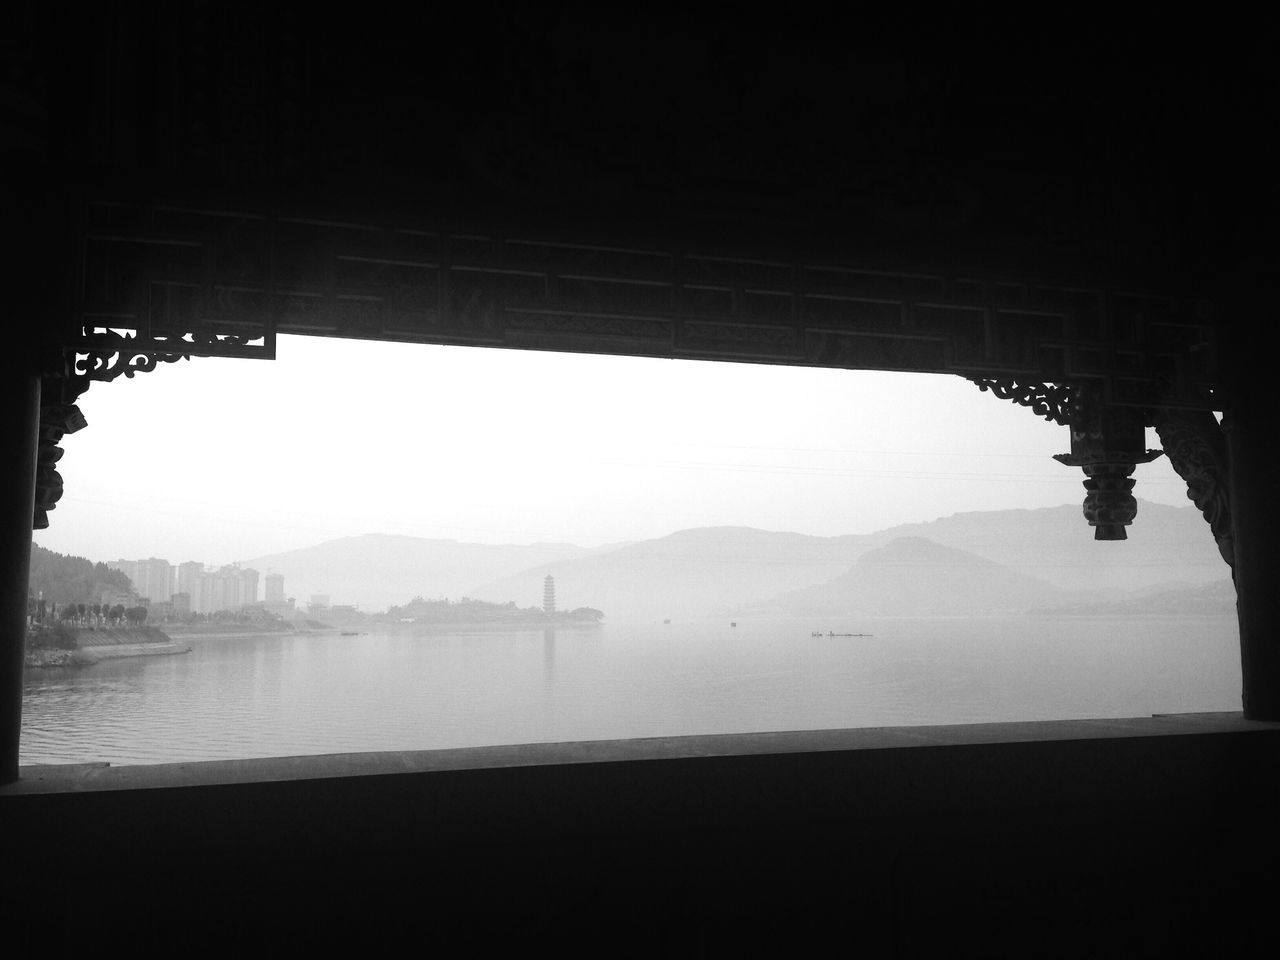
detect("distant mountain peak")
[223,500,1221,616]
[860,536,999,567]
[768,535,1059,616]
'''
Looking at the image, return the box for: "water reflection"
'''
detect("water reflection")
[20,616,1241,766]
[543,627,556,672]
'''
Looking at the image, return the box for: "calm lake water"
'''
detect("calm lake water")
[20,615,1242,766]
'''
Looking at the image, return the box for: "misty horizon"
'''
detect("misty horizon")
[35,497,1226,621]
[37,492,1200,575]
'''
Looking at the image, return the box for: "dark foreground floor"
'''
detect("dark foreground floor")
[4,714,1277,957]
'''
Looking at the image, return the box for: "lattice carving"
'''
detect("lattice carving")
[76,202,278,363]
[970,378,1075,425]
[506,312,671,341]
[75,349,189,382]
[72,200,1218,407]
[72,328,278,382]
[681,321,799,359]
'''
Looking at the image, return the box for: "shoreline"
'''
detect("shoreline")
[79,642,192,663]
[25,642,192,669]
[25,620,606,668]
[162,626,339,641]
[23,622,324,669]
[377,619,604,633]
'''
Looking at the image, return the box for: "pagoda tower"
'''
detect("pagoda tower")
[543,575,556,614]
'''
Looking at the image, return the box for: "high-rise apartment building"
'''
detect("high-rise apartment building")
[107,558,172,602]
[176,561,203,599]
[265,573,285,603]
[240,567,259,606]
[173,561,258,614]
[97,556,257,615]
[135,558,173,603]
[209,565,242,613]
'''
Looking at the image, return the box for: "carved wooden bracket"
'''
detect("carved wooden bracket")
[1151,409,1233,566]
[35,371,89,531]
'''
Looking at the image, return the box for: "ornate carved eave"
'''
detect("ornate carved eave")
[74,338,189,383]
[972,375,1235,559]
[970,378,1075,425]
[972,378,1167,541]
[32,249,277,527]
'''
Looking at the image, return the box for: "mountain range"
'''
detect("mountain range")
[242,500,1232,621]
[764,536,1066,617]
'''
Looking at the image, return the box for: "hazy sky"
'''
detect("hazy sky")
[35,334,1192,566]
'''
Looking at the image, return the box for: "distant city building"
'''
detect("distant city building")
[543,575,556,614]
[177,561,204,607]
[240,567,259,606]
[107,558,172,603]
[106,557,261,615]
[136,558,173,603]
[194,573,215,614]
[210,565,243,612]
[265,573,285,603]
[310,593,330,609]
[171,592,191,617]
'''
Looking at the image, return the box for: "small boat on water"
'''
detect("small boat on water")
[339,630,359,636]
[812,631,873,638]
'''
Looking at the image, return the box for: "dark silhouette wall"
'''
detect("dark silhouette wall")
[3,11,1277,956]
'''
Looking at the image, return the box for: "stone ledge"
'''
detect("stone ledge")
[7,711,1276,797]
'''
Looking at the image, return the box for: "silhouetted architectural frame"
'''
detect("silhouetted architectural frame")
[5,6,1275,759]
[3,12,1277,951]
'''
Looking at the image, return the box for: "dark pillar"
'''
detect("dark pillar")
[1226,401,1280,720]
[0,362,40,782]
